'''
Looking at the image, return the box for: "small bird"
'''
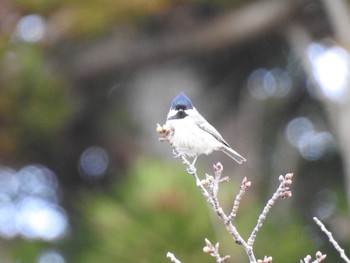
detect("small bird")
[166,92,246,166]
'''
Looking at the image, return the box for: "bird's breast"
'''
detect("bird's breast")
[166,119,222,157]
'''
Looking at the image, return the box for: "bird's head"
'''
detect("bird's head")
[167,92,194,120]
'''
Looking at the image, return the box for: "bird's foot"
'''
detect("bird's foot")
[186,156,198,174]
[172,149,182,159]
[186,165,196,174]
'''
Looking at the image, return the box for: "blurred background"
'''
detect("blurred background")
[1,0,350,262]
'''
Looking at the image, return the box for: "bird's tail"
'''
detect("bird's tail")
[221,145,246,164]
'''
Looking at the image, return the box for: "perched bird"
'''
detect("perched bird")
[166,92,246,166]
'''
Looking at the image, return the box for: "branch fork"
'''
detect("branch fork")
[157,124,343,263]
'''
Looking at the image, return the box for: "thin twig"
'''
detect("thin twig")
[257,255,273,263]
[207,163,226,212]
[227,177,251,221]
[167,252,182,263]
[177,154,257,263]
[207,176,221,212]
[203,238,231,263]
[247,173,293,247]
[300,251,327,263]
[313,217,350,263]
[157,124,292,263]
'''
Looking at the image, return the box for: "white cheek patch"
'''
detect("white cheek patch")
[167,109,178,120]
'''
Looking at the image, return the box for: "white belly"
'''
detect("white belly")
[166,119,222,157]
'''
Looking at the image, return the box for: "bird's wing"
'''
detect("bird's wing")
[193,114,231,148]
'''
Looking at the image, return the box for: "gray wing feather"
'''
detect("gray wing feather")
[190,111,246,163]
[191,113,231,147]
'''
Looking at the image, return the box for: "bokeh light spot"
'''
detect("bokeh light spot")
[16,197,68,241]
[307,43,350,102]
[298,131,335,161]
[0,165,68,241]
[248,69,274,100]
[248,68,292,100]
[285,117,336,161]
[79,146,109,179]
[37,250,66,263]
[15,14,46,43]
[17,165,58,197]
[0,167,19,197]
[286,117,314,147]
[0,200,17,238]
[270,68,292,97]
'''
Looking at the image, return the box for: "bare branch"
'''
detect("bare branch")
[203,238,231,263]
[176,152,256,263]
[158,123,294,263]
[227,177,251,221]
[160,121,349,263]
[313,217,350,263]
[257,255,273,263]
[167,252,182,263]
[247,173,293,247]
[300,251,327,263]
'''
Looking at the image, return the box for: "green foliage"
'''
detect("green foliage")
[204,179,316,263]
[71,159,216,263]
[13,0,175,39]
[12,0,247,40]
[66,159,317,263]
[0,46,72,159]
[253,213,315,262]
[10,241,46,262]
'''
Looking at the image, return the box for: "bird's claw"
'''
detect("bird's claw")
[186,165,196,174]
[172,149,182,159]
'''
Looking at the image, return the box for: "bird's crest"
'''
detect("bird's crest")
[170,92,193,110]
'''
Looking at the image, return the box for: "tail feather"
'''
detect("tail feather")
[221,145,246,164]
